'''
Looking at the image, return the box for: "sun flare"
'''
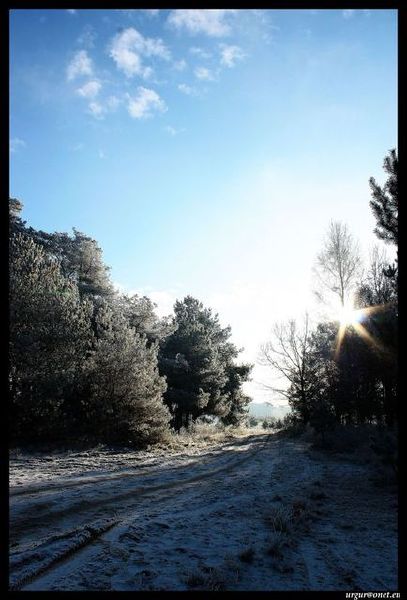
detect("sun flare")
[338,301,362,326]
[332,296,365,359]
[331,296,390,359]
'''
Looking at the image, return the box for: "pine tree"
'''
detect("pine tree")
[22,224,114,300]
[160,296,252,429]
[84,303,171,446]
[369,149,398,246]
[9,233,93,443]
[115,293,175,345]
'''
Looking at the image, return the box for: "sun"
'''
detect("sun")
[337,300,362,327]
[332,295,388,359]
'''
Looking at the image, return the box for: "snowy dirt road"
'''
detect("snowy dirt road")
[9,432,398,591]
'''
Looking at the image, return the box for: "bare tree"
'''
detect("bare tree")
[258,314,318,422]
[314,221,362,307]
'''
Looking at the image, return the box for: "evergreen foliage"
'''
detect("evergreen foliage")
[160,296,252,430]
[9,201,251,446]
[369,148,398,246]
[30,228,114,300]
[115,293,175,345]
[9,148,397,447]
[83,302,170,446]
[9,232,93,443]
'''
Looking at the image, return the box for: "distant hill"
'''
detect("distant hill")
[249,402,290,420]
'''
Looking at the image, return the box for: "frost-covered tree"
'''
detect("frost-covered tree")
[9,200,252,446]
[160,296,252,429]
[220,363,252,426]
[32,228,114,300]
[114,293,175,346]
[9,201,171,447]
[84,302,171,446]
[9,198,26,235]
[9,233,93,443]
[9,199,114,301]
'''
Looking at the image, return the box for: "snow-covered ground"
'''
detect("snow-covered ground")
[9,432,398,591]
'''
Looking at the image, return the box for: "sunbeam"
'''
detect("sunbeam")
[333,299,392,359]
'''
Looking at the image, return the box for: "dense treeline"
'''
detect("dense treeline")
[9,150,397,447]
[260,149,398,434]
[9,200,252,447]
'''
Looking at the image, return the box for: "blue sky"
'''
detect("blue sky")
[10,9,397,402]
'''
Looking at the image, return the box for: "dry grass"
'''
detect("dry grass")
[184,553,243,591]
[264,497,311,567]
[185,572,206,587]
[265,505,294,533]
[169,422,253,450]
[185,562,238,591]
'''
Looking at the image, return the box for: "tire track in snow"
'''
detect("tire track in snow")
[10,434,272,591]
[9,519,118,591]
[10,436,268,537]
[10,435,261,498]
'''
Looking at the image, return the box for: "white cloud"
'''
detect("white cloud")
[88,101,104,119]
[98,149,105,159]
[178,83,199,96]
[67,50,93,81]
[109,27,170,79]
[71,142,84,151]
[194,66,215,81]
[167,9,236,37]
[10,137,26,153]
[76,80,101,98]
[219,44,245,68]
[82,95,121,119]
[67,9,77,15]
[126,87,167,119]
[342,9,355,19]
[189,46,212,59]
